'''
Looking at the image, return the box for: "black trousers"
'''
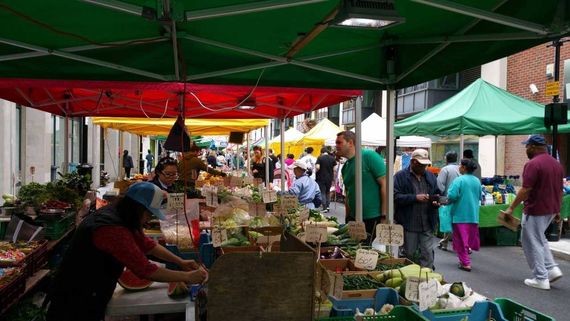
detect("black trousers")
[317,181,332,209]
[346,216,381,243]
[125,167,132,178]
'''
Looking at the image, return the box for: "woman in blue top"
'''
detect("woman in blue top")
[447,159,481,271]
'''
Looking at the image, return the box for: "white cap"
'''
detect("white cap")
[291,160,307,171]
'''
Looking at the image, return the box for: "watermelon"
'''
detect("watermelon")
[117,269,153,291]
[167,282,189,298]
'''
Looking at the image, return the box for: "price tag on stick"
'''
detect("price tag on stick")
[167,193,184,211]
[305,224,327,243]
[404,277,421,302]
[205,187,218,207]
[262,190,278,203]
[354,249,379,270]
[348,221,367,241]
[299,208,310,222]
[212,228,228,248]
[418,279,439,311]
[281,195,299,208]
[376,224,404,246]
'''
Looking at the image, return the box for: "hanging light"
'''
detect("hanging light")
[334,0,404,30]
[236,97,256,110]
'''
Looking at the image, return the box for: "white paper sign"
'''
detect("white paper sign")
[281,195,299,208]
[230,176,243,187]
[376,224,404,246]
[354,249,379,270]
[419,279,439,311]
[404,277,421,302]
[212,228,228,248]
[204,187,218,207]
[299,208,310,223]
[256,234,281,244]
[243,176,254,185]
[262,190,278,203]
[167,193,185,211]
[305,224,328,243]
[348,221,367,241]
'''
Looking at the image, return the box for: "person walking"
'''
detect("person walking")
[394,149,440,269]
[502,135,564,290]
[315,147,336,213]
[436,151,461,251]
[447,159,481,271]
[145,149,154,174]
[335,131,387,237]
[463,149,481,180]
[123,150,134,179]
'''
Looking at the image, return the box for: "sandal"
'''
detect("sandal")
[458,264,472,272]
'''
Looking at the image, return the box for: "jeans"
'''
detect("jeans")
[317,181,332,209]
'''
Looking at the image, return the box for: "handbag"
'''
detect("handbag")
[438,205,452,233]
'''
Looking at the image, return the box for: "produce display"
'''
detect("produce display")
[354,304,394,317]
[342,274,383,290]
[375,264,444,294]
[0,267,21,288]
[1,194,17,207]
[117,269,153,291]
[0,249,26,266]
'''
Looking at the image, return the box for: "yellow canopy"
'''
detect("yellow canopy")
[296,118,342,145]
[92,117,269,136]
[269,128,305,158]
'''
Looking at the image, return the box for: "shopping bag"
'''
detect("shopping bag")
[438,205,452,233]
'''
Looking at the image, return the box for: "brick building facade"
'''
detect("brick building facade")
[505,41,570,176]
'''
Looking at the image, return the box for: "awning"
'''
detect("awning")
[0,1,566,90]
[92,117,269,136]
[395,79,570,136]
[0,78,359,118]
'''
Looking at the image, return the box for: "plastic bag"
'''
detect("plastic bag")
[438,206,452,233]
[159,198,200,250]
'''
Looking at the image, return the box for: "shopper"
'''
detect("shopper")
[251,146,274,186]
[447,159,481,271]
[463,149,481,180]
[150,157,178,193]
[45,182,207,321]
[286,160,321,209]
[436,151,461,251]
[503,135,564,290]
[394,149,440,269]
[335,130,387,237]
[300,147,317,179]
[145,149,154,174]
[315,147,336,213]
[123,150,134,179]
[285,154,295,167]
[207,150,218,168]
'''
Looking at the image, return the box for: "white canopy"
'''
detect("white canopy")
[325,113,431,148]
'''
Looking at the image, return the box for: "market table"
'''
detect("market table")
[106,282,195,321]
[478,195,570,228]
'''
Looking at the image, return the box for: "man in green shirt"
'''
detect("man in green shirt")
[336,131,387,237]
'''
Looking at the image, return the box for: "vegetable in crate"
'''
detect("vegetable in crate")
[342,275,383,290]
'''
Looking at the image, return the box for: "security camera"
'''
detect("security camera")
[529,84,539,94]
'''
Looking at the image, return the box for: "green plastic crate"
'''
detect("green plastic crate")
[317,305,428,321]
[495,227,520,246]
[37,212,75,240]
[494,298,555,321]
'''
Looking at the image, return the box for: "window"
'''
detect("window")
[71,118,81,164]
[436,74,459,89]
[52,115,66,171]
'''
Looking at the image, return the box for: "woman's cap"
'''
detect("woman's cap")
[126,182,166,220]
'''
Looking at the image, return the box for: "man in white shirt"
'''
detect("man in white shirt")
[299,147,317,179]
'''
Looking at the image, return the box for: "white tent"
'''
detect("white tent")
[325,113,431,148]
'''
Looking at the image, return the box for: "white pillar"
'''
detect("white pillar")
[23,108,52,183]
[264,126,270,186]
[280,119,286,193]
[104,128,120,181]
[0,100,17,199]
[355,97,363,222]
[88,118,101,189]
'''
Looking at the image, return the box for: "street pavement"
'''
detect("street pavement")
[325,201,569,321]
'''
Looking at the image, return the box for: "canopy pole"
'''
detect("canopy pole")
[264,126,270,187]
[460,134,465,161]
[355,97,363,222]
[64,101,70,174]
[280,119,286,193]
[387,87,397,256]
[246,133,251,177]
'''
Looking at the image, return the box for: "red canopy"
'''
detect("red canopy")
[0,79,360,119]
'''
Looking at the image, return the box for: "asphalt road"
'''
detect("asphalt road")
[325,201,569,321]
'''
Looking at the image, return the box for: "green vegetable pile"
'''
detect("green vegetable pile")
[342,275,383,290]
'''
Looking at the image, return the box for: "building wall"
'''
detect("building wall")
[506,42,570,176]
[0,101,18,201]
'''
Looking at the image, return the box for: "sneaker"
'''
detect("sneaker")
[524,278,550,290]
[548,266,563,283]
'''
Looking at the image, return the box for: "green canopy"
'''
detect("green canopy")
[394,78,569,136]
[0,1,568,90]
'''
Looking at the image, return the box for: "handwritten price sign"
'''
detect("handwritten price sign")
[281,195,299,208]
[204,187,218,208]
[262,190,278,203]
[418,279,439,311]
[305,224,328,243]
[212,228,228,248]
[376,224,404,246]
[167,193,185,211]
[230,176,243,188]
[348,221,367,241]
[299,208,310,223]
[354,249,379,270]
